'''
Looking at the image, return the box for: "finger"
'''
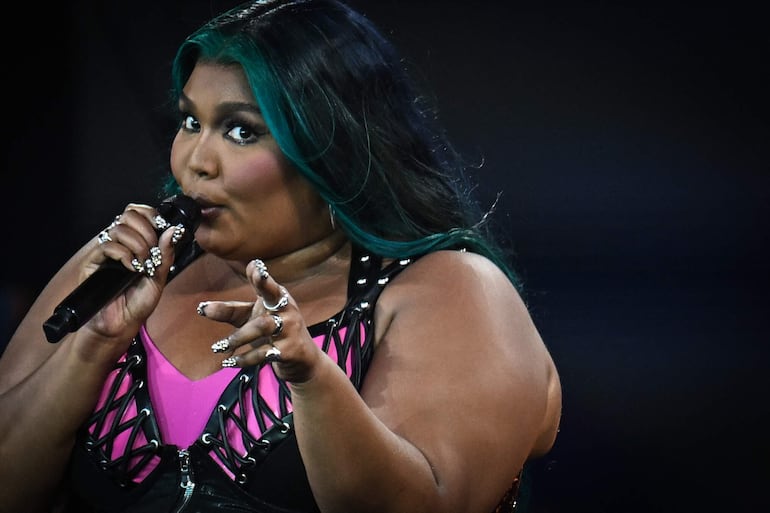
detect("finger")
[196,300,256,326]
[118,206,162,242]
[210,313,277,354]
[99,210,160,273]
[221,343,282,368]
[127,228,177,286]
[246,259,291,311]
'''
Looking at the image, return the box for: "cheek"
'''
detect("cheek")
[169,134,186,183]
[228,152,289,199]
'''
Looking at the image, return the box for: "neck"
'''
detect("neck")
[228,229,350,287]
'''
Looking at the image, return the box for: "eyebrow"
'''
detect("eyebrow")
[178,93,262,117]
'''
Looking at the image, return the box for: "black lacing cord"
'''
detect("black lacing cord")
[205,376,264,477]
[170,247,412,484]
[113,410,162,483]
[200,314,370,480]
[82,246,415,487]
[86,354,140,453]
[84,352,160,483]
[338,309,366,387]
[78,244,205,485]
[202,366,295,479]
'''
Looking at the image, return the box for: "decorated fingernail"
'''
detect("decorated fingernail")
[221,356,238,368]
[108,214,122,230]
[131,258,145,273]
[264,346,282,363]
[154,214,170,230]
[252,259,269,280]
[144,259,156,277]
[197,301,209,316]
[171,224,186,245]
[150,247,162,267]
[211,337,230,353]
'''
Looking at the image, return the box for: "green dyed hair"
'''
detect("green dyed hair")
[168,0,521,288]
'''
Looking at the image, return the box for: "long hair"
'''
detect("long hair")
[169,0,521,288]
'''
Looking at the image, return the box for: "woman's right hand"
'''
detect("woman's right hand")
[0,201,183,513]
[73,202,182,350]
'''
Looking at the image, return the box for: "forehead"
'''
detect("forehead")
[183,62,255,103]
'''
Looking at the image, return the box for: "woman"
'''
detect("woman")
[0,1,561,512]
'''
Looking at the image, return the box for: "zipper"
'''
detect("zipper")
[172,449,196,513]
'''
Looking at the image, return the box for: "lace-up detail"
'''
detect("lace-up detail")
[197,297,375,484]
[84,343,161,486]
[75,244,411,490]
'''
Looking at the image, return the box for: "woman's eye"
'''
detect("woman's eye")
[180,115,199,132]
[225,124,257,144]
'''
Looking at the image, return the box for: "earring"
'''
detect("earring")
[328,204,336,230]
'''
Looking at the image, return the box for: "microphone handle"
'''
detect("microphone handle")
[43,261,143,343]
[42,194,201,343]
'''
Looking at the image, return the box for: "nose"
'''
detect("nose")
[186,133,219,179]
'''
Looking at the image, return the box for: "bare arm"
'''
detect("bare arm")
[0,205,178,513]
[212,251,561,513]
[294,251,560,512]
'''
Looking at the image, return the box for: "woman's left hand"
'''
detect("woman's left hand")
[196,258,324,383]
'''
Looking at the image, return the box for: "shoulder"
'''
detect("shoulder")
[377,249,528,336]
[365,249,562,474]
[371,250,547,376]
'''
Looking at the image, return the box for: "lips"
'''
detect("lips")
[189,195,222,219]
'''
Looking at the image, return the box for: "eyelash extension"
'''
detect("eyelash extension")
[224,117,266,135]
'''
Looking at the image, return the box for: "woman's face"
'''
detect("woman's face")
[170,61,330,261]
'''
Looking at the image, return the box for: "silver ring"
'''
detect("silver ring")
[97,230,112,245]
[265,346,282,363]
[270,314,283,337]
[262,287,289,312]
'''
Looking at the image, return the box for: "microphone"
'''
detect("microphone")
[42,194,202,344]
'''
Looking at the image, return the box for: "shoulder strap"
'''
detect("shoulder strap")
[346,244,421,308]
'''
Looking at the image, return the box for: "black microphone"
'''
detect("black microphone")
[42,194,202,344]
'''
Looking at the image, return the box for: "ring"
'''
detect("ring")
[265,346,282,363]
[97,230,112,245]
[270,314,283,337]
[262,287,289,312]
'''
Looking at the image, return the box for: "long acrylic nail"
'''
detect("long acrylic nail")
[154,214,170,230]
[171,224,186,245]
[197,301,209,316]
[221,356,238,368]
[150,247,162,267]
[211,337,230,353]
[252,259,269,280]
[144,259,156,277]
[131,258,145,273]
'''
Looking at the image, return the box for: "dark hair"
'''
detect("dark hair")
[169,0,520,287]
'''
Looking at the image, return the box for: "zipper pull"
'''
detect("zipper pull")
[174,449,195,512]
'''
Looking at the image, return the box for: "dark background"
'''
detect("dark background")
[2,2,768,512]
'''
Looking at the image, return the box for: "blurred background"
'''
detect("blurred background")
[2,2,768,512]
